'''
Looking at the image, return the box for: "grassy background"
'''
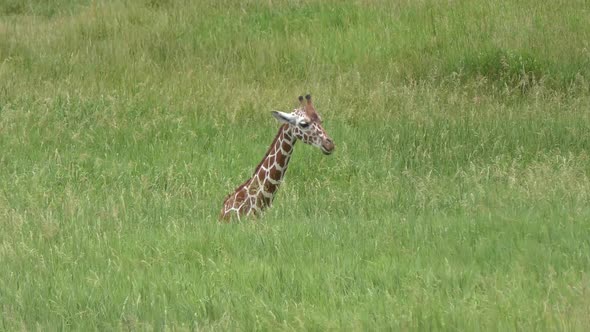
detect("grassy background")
[1,0,590,330]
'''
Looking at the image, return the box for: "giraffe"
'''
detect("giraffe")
[219,94,335,221]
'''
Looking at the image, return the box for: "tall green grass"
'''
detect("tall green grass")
[1,0,589,330]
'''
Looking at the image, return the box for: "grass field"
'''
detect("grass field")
[1,0,590,330]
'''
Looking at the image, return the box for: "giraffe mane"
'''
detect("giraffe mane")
[250,123,288,177]
[223,123,288,201]
[225,124,288,200]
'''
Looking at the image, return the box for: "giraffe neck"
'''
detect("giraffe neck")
[248,124,296,209]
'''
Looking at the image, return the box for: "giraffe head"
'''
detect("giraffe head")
[271,94,335,155]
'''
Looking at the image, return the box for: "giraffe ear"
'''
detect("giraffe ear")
[271,111,297,125]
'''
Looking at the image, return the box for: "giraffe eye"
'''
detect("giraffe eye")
[299,122,310,128]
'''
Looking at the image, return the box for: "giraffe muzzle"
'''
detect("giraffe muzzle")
[321,138,335,155]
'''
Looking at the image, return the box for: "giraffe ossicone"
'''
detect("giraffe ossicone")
[219,94,335,221]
